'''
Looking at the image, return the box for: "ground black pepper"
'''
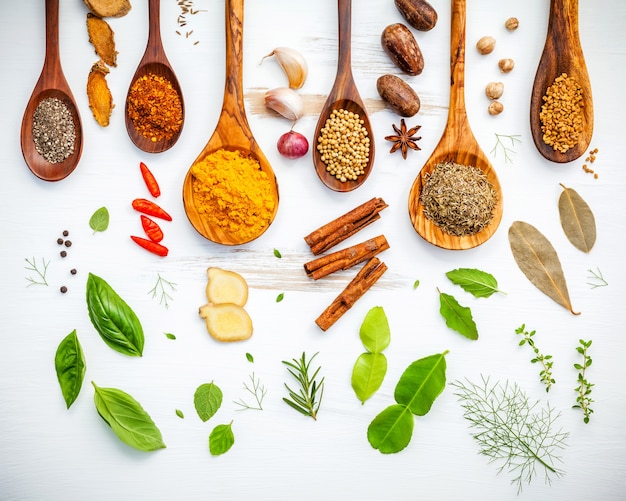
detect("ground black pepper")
[32,98,76,163]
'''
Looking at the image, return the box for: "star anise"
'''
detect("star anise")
[385,119,422,159]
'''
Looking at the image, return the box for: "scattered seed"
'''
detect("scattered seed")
[60,250,67,258]
[60,286,68,293]
[70,269,77,275]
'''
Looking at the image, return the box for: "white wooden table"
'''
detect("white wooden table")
[1,0,625,499]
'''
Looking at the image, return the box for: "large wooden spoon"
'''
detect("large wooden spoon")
[530,0,593,163]
[20,0,83,182]
[312,0,375,192]
[125,0,184,153]
[407,0,503,250]
[182,0,279,245]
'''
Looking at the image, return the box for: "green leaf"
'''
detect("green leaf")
[245,352,254,363]
[92,382,166,452]
[89,207,109,233]
[445,268,503,298]
[273,248,282,258]
[86,273,144,356]
[164,332,176,340]
[359,306,390,353]
[352,353,387,404]
[276,292,284,303]
[413,280,420,289]
[367,404,414,454]
[54,329,86,409]
[394,352,448,416]
[194,382,223,422]
[438,290,478,340]
[209,422,235,456]
[175,409,184,419]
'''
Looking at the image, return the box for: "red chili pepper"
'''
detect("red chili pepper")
[139,162,161,198]
[140,215,164,243]
[130,236,169,257]
[132,198,172,221]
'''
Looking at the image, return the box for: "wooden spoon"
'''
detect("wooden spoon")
[125,0,184,153]
[530,0,593,163]
[20,0,83,182]
[407,0,503,250]
[312,0,375,192]
[182,0,279,245]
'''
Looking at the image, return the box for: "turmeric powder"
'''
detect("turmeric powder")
[190,149,276,241]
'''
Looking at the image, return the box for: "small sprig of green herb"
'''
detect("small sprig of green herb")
[282,352,324,420]
[273,248,282,258]
[451,376,569,494]
[25,257,50,287]
[573,339,594,424]
[490,133,521,163]
[586,267,608,288]
[276,292,284,302]
[234,372,267,411]
[413,279,420,289]
[515,324,555,392]
[148,273,177,308]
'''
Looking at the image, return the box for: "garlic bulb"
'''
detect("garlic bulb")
[262,47,308,89]
[264,88,304,122]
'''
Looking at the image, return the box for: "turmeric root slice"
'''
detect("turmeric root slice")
[199,303,253,342]
[83,0,132,18]
[87,60,114,127]
[87,13,118,67]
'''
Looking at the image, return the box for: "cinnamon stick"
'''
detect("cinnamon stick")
[304,197,388,255]
[304,235,389,280]
[315,257,388,331]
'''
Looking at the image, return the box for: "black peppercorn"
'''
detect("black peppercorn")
[64,240,72,247]
[70,269,77,275]
[62,230,69,237]
[60,286,68,293]
[57,238,64,245]
[60,250,67,257]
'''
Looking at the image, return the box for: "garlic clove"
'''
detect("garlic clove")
[264,87,304,122]
[262,47,308,89]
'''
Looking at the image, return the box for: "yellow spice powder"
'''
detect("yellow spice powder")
[190,149,275,240]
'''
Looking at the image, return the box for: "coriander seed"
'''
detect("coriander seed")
[476,36,496,55]
[505,17,519,31]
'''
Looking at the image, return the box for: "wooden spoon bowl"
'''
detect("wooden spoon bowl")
[125,0,184,153]
[408,0,503,250]
[182,0,278,246]
[312,0,375,192]
[20,0,83,182]
[530,0,593,163]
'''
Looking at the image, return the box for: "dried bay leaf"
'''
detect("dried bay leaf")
[508,221,579,315]
[558,183,596,253]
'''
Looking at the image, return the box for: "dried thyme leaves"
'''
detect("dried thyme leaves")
[420,162,497,236]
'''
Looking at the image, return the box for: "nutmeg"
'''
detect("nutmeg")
[381,23,424,76]
[377,74,420,117]
[485,82,504,100]
[394,0,438,32]
[476,36,496,55]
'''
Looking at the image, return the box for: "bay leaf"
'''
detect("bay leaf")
[558,183,596,253]
[508,221,579,315]
[438,290,478,340]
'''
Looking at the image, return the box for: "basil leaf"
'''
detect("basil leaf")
[92,382,166,452]
[54,329,86,409]
[352,352,387,404]
[438,290,478,340]
[194,382,223,422]
[209,422,235,456]
[394,352,448,416]
[367,404,414,454]
[86,273,144,356]
[359,306,390,353]
[89,207,109,233]
[445,268,503,298]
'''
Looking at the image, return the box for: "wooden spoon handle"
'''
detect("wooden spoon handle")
[547,0,580,49]
[448,0,467,123]
[146,0,163,53]
[223,0,245,114]
[337,0,353,74]
[44,0,60,72]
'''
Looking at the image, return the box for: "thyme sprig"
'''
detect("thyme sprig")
[282,352,324,420]
[451,376,569,494]
[25,257,50,287]
[234,372,267,411]
[490,133,521,163]
[515,324,555,392]
[586,267,608,288]
[573,339,594,424]
[148,273,177,308]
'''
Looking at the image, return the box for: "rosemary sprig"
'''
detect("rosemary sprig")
[282,352,324,420]
[586,267,608,288]
[573,339,594,424]
[490,133,521,163]
[451,376,569,494]
[25,257,50,287]
[234,372,267,411]
[148,273,177,308]
[515,324,555,392]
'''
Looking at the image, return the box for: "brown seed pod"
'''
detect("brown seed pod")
[377,74,420,117]
[381,23,424,76]
[394,0,438,32]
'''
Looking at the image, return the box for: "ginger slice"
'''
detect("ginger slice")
[87,60,114,127]
[205,267,248,307]
[83,0,132,18]
[199,304,253,342]
[86,13,118,67]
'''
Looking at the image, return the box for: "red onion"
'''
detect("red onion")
[277,130,309,159]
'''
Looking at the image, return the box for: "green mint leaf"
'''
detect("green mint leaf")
[276,292,284,303]
[209,422,235,456]
[438,290,478,340]
[445,268,503,298]
[194,382,223,422]
[164,332,176,340]
[273,249,282,258]
[89,207,109,233]
[245,353,254,363]
[54,329,86,409]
